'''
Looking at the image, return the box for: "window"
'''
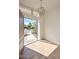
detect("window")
[24,18,38,45]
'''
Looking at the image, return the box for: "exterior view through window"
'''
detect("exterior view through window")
[24,18,40,45]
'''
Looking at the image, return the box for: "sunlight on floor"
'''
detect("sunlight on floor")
[26,41,58,57]
[24,34,37,45]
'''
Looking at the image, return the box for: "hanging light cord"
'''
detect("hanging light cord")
[40,0,43,8]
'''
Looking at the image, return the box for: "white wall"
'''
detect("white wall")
[40,15,45,39]
[44,7,60,45]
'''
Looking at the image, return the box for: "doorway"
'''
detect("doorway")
[24,17,40,45]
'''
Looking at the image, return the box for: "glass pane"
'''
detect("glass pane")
[24,18,38,45]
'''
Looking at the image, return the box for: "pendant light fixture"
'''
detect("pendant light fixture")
[38,0,45,15]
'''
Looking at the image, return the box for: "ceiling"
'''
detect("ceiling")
[19,0,60,16]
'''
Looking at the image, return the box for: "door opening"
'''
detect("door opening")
[24,17,40,45]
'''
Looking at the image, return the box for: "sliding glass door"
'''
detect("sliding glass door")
[24,17,40,45]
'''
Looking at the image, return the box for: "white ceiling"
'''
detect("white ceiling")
[19,0,60,16]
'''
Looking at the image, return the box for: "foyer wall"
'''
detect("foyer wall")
[19,10,24,51]
[44,7,60,45]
